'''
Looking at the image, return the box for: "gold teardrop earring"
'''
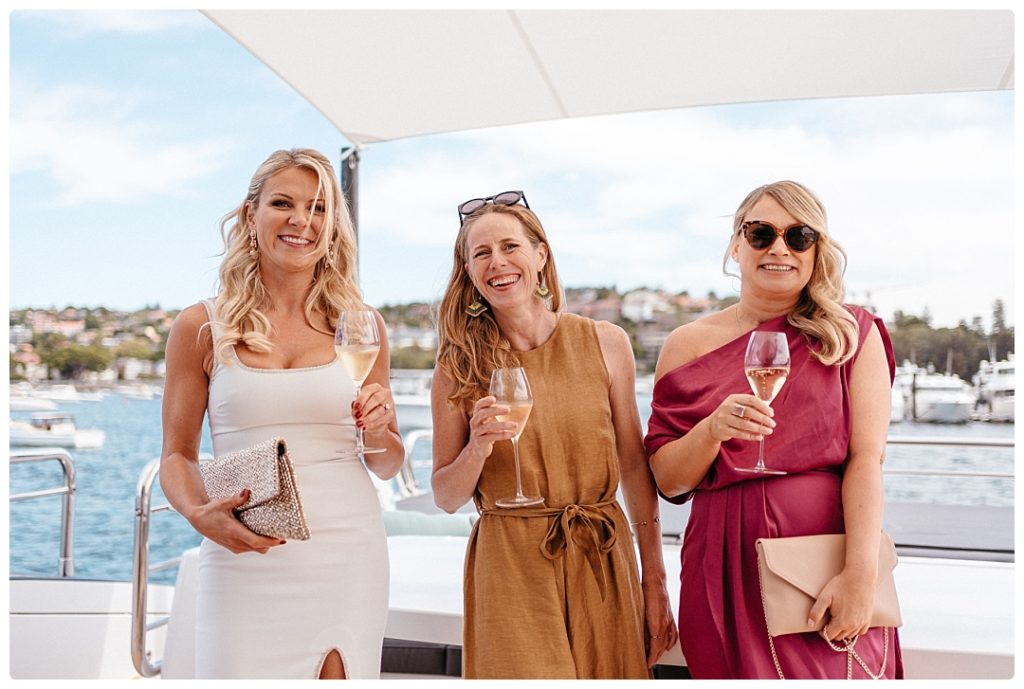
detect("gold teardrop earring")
[249,226,258,258]
[465,292,488,318]
[326,236,336,268]
[535,272,552,300]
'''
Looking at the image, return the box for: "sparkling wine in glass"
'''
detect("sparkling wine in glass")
[490,367,544,508]
[335,309,386,455]
[736,331,790,475]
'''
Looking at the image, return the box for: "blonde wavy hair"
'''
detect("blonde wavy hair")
[723,180,859,366]
[436,203,563,412]
[212,148,362,363]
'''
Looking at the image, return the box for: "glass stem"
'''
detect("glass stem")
[755,436,766,470]
[354,383,365,454]
[511,437,526,499]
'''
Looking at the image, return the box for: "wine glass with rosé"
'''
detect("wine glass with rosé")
[736,331,790,475]
[489,367,544,508]
[335,309,386,456]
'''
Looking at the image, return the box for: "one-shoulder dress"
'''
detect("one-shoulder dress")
[194,300,388,679]
[462,313,649,679]
[644,306,903,679]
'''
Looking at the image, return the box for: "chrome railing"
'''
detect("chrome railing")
[396,429,432,497]
[884,435,1014,479]
[131,458,182,678]
[9,448,76,577]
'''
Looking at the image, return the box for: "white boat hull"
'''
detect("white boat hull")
[9,424,106,449]
[913,400,973,424]
[9,398,59,412]
[979,395,1014,423]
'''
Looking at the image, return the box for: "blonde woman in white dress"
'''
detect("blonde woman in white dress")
[160,148,404,679]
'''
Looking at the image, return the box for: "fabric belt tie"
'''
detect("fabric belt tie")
[481,498,618,600]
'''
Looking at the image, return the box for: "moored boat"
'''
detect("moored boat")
[9,412,106,449]
[973,356,1014,423]
[116,383,161,401]
[30,384,105,403]
[896,363,976,424]
[9,397,59,412]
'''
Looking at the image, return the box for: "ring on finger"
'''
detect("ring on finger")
[731,403,746,419]
[384,402,391,412]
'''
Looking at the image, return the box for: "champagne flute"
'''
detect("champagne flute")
[335,309,386,455]
[490,367,544,508]
[736,331,790,475]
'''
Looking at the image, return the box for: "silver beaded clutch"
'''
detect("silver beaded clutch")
[200,437,311,541]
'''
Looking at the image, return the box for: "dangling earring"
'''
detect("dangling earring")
[326,236,336,268]
[535,272,552,300]
[249,227,258,259]
[465,292,488,318]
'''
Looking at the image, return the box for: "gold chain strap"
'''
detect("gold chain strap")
[822,628,890,680]
[756,550,889,679]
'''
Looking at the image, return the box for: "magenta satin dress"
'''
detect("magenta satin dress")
[645,306,903,679]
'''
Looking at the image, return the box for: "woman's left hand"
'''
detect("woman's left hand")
[642,580,678,667]
[353,382,395,435]
[808,569,875,642]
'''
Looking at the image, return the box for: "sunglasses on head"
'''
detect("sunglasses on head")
[741,220,820,253]
[457,190,529,222]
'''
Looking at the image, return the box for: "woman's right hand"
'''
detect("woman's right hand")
[706,393,776,443]
[465,395,516,459]
[187,489,285,554]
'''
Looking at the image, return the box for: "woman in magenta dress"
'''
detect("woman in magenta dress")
[645,180,903,679]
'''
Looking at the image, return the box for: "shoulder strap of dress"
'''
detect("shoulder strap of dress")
[200,298,220,337]
[199,298,232,371]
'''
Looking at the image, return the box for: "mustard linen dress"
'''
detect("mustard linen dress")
[462,313,649,679]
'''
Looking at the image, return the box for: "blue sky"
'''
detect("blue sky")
[7,9,1016,329]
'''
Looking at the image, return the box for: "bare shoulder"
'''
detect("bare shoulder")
[431,364,456,396]
[166,303,214,367]
[170,303,211,339]
[593,319,636,373]
[593,318,631,352]
[655,310,730,380]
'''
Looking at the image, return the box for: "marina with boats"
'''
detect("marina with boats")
[891,359,1014,425]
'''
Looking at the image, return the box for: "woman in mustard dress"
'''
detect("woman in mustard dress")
[430,191,677,678]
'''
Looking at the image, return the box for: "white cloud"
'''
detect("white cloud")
[10,78,234,205]
[22,10,209,36]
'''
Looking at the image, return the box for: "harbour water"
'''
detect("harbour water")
[8,391,1015,582]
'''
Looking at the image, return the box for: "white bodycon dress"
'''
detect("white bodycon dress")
[194,300,388,679]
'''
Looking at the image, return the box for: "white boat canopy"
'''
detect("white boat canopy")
[203,9,1013,145]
